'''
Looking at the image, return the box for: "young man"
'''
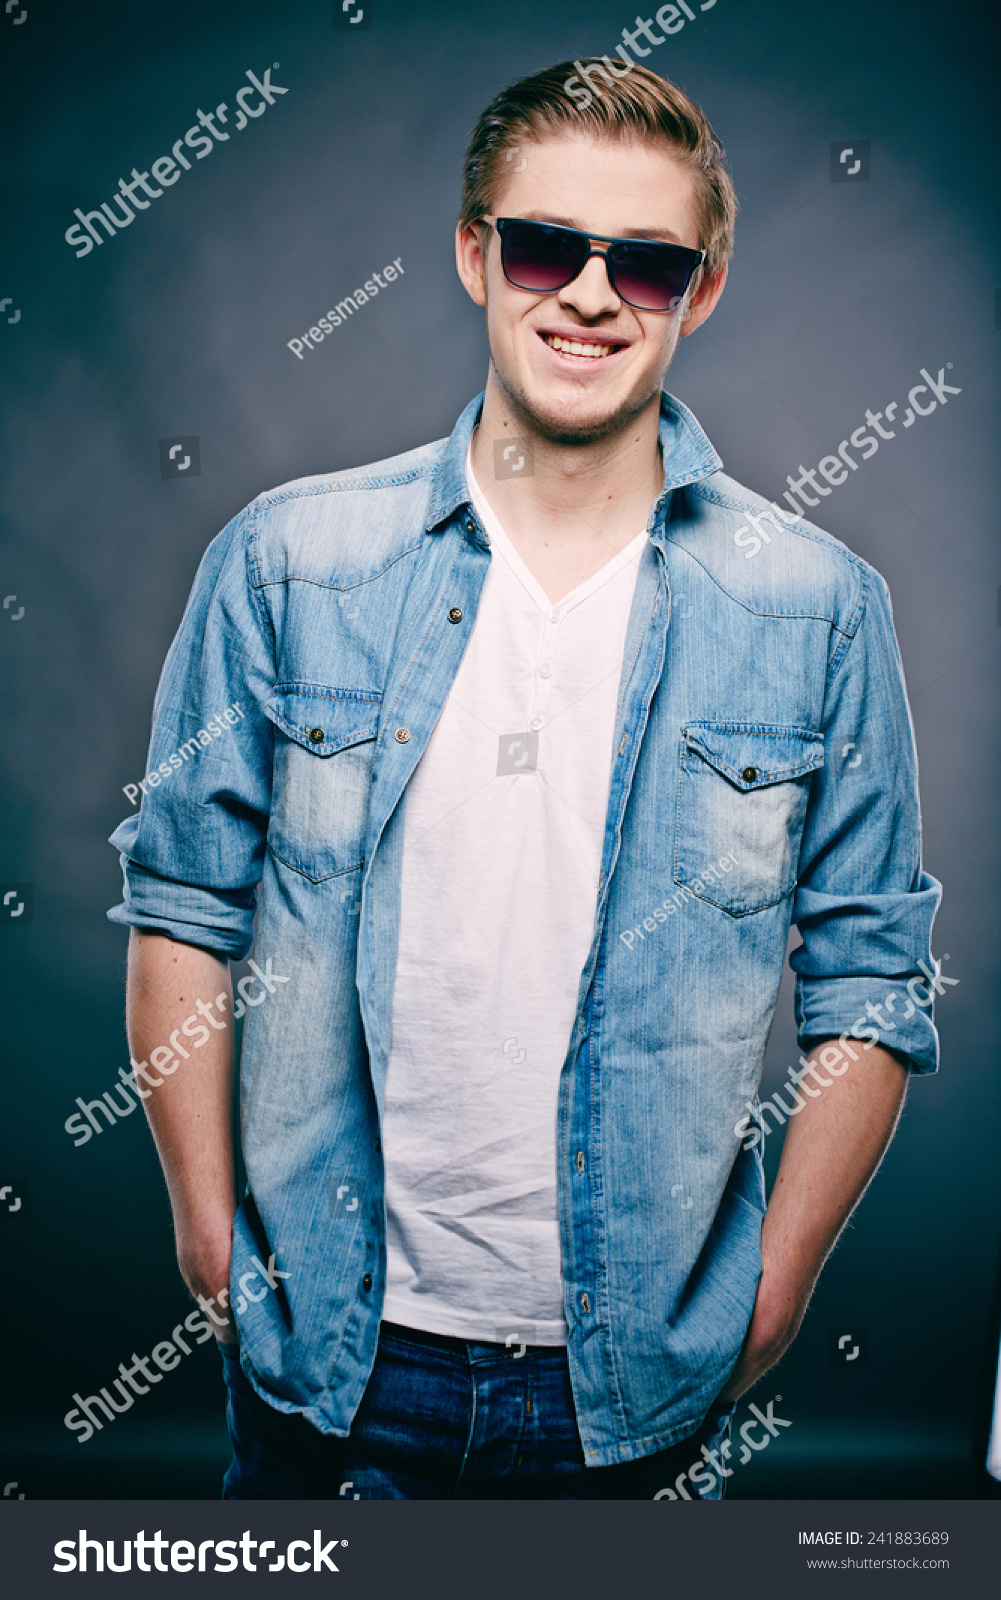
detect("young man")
[109,61,941,1499]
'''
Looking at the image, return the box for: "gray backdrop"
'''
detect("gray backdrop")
[0,0,998,1499]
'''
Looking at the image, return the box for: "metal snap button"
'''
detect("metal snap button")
[742,766,758,782]
[395,728,410,743]
[309,728,324,744]
[580,1292,591,1314]
[465,519,476,534]
[448,607,463,623]
[362,1273,373,1292]
[576,1151,585,1174]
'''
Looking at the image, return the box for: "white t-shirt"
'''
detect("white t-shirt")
[381,446,648,1344]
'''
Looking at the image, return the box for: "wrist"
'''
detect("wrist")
[172,1186,234,1241]
[181,1246,236,1342]
[754,1257,813,1346]
[175,1210,234,1294]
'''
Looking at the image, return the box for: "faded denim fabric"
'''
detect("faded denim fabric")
[108,391,941,1467]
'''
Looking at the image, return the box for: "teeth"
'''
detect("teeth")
[545,334,613,358]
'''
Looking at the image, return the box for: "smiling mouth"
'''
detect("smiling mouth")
[541,332,625,360]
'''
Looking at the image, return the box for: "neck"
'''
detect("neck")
[469,368,664,558]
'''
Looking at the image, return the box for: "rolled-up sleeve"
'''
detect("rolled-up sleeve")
[790,562,943,1073]
[107,504,275,961]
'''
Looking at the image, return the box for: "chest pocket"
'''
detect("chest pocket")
[674,723,824,915]
[263,684,381,882]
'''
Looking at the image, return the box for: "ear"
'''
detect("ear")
[679,261,727,338]
[455,221,489,308]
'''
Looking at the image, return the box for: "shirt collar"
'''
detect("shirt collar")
[424,389,722,535]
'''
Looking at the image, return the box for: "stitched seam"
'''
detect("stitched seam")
[588,993,632,1446]
[825,565,868,681]
[267,844,363,883]
[266,720,378,755]
[252,458,442,508]
[687,481,870,563]
[252,542,425,594]
[617,585,659,721]
[270,683,383,704]
[684,720,824,736]
[454,1353,478,1493]
[246,505,277,659]
[687,481,870,568]
[672,881,796,917]
[682,747,824,786]
[383,537,469,724]
[663,534,855,635]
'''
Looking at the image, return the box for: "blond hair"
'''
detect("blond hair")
[459,59,737,282]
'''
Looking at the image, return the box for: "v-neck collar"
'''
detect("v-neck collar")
[466,442,650,617]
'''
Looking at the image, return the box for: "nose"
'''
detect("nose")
[557,249,621,319]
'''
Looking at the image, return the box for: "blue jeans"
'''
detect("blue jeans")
[220,1323,735,1499]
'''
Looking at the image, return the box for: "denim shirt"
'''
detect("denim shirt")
[109,391,940,1467]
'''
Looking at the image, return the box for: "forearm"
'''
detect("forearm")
[125,928,236,1313]
[761,1040,907,1296]
[722,1039,907,1397]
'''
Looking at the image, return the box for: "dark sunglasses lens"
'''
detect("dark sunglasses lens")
[610,244,696,310]
[501,222,585,293]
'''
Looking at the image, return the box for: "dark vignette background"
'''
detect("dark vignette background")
[0,0,998,1500]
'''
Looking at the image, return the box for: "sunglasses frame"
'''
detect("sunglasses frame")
[482,216,706,313]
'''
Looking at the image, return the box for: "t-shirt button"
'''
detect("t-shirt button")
[538,663,552,678]
[548,607,561,623]
[530,717,543,732]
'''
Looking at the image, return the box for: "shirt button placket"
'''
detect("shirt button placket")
[530,605,562,733]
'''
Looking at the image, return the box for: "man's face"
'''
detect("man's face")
[455,132,726,446]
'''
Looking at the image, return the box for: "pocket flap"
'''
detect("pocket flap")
[264,684,381,757]
[683,723,824,790]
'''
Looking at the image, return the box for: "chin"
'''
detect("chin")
[499,373,661,448]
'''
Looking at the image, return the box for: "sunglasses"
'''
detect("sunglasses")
[484,216,705,313]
